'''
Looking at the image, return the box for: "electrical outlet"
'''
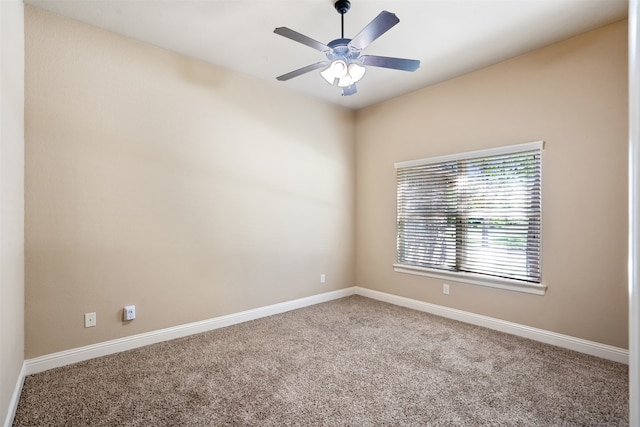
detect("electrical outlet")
[320,274,326,284]
[123,305,136,321]
[443,284,450,295]
[84,312,96,328]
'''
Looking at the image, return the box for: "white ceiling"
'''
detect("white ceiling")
[25,0,628,110]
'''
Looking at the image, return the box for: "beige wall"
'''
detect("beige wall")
[356,21,629,348]
[1,0,25,423]
[24,5,628,360]
[25,7,355,358]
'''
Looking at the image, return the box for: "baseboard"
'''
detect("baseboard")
[3,362,25,427]
[24,287,356,375]
[24,285,628,378]
[353,287,629,364]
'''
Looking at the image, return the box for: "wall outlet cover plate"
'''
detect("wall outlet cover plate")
[124,305,136,321]
[84,312,96,328]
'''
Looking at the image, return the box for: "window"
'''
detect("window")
[394,141,545,295]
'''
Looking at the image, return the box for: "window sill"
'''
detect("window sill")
[393,264,547,296]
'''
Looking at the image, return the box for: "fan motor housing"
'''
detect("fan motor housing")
[326,38,360,62]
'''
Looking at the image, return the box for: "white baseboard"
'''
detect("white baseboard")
[3,362,25,427]
[13,286,629,427]
[353,287,629,364]
[24,288,356,375]
[24,285,628,379]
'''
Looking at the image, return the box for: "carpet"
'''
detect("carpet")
[13,295,628,426]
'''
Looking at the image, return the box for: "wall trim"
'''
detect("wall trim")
[3,362,26,427]
[24,288,356,375]
[629,0,640,424]
[354,287,629,364]
[24,285,628,378]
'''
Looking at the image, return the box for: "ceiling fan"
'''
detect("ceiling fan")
[274,0,420,96]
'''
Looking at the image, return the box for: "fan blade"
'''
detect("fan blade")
[274,27,330,52]
[341,84,357,96]
[361,55,420,72]
[276,61,329,81]
[349,11,399,50]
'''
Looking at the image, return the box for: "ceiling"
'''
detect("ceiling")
[25,0,628,110]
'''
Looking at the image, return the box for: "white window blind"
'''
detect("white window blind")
[395,142,542,285]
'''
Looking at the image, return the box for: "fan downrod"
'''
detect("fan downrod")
[334,0,351,15]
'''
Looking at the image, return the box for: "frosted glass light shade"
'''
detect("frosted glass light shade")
[348,63,366,81]
[321,60,366,86]
[338,63,366,87]
[321,60,348,84]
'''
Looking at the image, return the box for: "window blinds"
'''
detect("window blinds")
[396,143,542,284]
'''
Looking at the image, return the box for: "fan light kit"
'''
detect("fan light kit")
[274,0,420,96]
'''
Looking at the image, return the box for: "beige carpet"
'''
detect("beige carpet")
[14,295,628,426]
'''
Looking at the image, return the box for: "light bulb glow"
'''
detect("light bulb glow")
[337,62,366,87]
[321,59,366,87]
[348,63,366,82]
[321,59,348,85]
[331,60,348,78]
[320,68,336,84]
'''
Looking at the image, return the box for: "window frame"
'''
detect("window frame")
[394,141,546,295]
